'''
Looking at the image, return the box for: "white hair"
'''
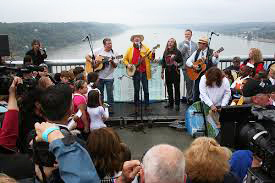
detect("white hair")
[142,144,185,183]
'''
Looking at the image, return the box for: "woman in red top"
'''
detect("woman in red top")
[241,48,264,74]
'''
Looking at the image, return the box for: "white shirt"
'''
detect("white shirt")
[186,48,219,68]
[199,75,231,107]
[269,78,275,85]
[89,48,119,79]
[87,106,109,130]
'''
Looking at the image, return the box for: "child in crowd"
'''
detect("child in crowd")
[87,90,109,130]
[87,72,101,94]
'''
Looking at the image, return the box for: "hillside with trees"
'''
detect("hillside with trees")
[0,22,127,59]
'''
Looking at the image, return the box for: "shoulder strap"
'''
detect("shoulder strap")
[194,50,201,61]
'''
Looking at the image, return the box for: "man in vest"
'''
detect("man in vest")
[186,36,220,102]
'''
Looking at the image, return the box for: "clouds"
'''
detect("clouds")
[0,0,274,24]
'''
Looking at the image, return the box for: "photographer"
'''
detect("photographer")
[0,77,22,151]
[0,77,33,181]
[33,122,100,183]
[25,40,47,66]
[32,84,99,182]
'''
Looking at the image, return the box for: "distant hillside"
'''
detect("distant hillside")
[189,22,275,42]
[0,22,128,59]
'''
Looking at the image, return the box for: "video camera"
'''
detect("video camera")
[220,105,275,180]
[0,65,43,95]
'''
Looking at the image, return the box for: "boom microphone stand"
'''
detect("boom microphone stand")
[86,34,96,71]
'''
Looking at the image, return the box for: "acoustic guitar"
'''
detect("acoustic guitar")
[186,47,224,80]
[85,55,123,73]
[126,44,160,77]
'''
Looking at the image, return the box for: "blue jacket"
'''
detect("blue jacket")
[47,139,100,183]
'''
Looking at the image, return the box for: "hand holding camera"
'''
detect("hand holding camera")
[34,122,64,143]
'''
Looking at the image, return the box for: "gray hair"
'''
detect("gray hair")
[142,144,185,183]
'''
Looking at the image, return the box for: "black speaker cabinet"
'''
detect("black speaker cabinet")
[219,104,253,148]
[0,35,10,56]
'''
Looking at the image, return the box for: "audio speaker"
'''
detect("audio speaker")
[0,35,10,56]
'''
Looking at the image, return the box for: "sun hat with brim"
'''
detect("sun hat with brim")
[198,36,209,44]
[130,34,144,42]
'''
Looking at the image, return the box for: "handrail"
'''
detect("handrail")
[4,55,275,101]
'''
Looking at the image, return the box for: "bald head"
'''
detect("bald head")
[142,144,185,183]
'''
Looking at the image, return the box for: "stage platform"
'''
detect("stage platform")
[105,100,192,159]
[106,100,188,127]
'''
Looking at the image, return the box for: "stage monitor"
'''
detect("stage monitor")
[0,35,10,56]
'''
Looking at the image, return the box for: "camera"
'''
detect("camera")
[220,105,275,180]
[0,65,43,95]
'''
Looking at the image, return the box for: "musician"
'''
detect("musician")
[178,29,198,105]
[161,38,183,111]
[25,39,47,66]
[186,36,220,102]
[123,34,155,110]
[85,38,119,113]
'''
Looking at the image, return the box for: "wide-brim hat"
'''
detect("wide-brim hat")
[198,36,209,44]
[130,34,144,42]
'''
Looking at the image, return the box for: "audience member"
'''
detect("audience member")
[184,137,240,183]
[268,64,275,85]
[223,69,235,85]
[241,48,264,74]
[87,127,123,181]
[38,76,54,90]
[225,56,241,72]
[117,144,185,183]
[33,122,100,183]
[73,80,89,137]
[87,90,108,130]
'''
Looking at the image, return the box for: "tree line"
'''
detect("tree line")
[0,22,127,59]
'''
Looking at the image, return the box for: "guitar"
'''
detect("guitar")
[186,47,224,80]
[126,44,160,77]
[85,55,123,73]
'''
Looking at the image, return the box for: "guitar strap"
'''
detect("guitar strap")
[194,49,201,62]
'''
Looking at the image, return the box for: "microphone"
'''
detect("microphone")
[82,36,88,41]
[211,32,219,36]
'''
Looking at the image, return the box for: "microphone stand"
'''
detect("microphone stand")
[133,44,145,133]
[86,35,96,71]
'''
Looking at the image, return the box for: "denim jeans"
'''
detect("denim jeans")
[133,71,149,106]
[98,78,114,106]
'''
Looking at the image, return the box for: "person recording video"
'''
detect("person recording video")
[25,40,47,66]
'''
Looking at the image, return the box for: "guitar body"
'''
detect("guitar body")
[186,58,207,80]
[186,47,224,80]
[85,59,94,73]
[85,55,123,73]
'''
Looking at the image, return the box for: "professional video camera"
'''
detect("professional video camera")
[220,105,275,181]
[0,65,43,95]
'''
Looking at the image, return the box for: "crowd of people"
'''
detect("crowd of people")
[0,29,275,183]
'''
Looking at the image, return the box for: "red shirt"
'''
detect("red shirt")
[133,47,146,73]
[0,110,19,150]
[240,61,264,74]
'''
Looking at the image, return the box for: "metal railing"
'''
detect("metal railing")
[5,55,275,102]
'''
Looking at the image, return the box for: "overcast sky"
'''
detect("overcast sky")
[1,0,275,25]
